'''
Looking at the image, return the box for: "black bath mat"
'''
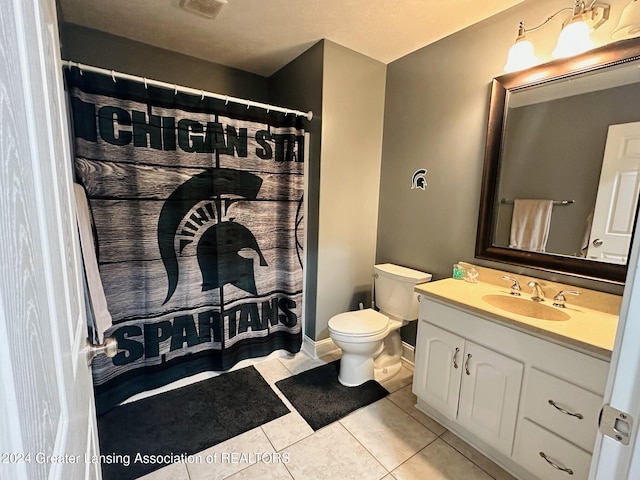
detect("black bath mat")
[97,366,289,480]
[275,360,389,431]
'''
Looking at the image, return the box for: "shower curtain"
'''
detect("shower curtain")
[65,68,305,414]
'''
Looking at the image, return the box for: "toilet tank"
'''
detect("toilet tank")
[374,263,432,320]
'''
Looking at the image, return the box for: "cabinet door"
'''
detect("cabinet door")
[457,341,524,456]
[413,322,464,420]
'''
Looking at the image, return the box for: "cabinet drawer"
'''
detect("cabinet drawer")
[514,419,592,480]
[523,368,602,452]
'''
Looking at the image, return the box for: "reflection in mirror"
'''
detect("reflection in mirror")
[476,37,640,284]
[495,64,640,263]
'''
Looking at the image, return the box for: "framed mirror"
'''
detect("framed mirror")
[476,37,640,284]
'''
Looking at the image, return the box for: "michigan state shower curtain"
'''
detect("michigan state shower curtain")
[65,68,305,414]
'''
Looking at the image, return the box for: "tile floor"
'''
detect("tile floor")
[136,353,518,480]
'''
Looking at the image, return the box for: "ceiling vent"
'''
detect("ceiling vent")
[179,0,228,19]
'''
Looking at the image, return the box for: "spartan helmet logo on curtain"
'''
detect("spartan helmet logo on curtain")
[157,168,267,304]
[197,221,267,294]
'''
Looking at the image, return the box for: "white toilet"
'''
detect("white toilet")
[328,263,432,387]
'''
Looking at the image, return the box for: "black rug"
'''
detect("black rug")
[275,360,389,431]
[97,366,289,480]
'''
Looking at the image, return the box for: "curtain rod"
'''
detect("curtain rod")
[62,60,313,121]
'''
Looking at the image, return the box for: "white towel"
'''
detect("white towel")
[509,199,554,253]
[74,183,112,343]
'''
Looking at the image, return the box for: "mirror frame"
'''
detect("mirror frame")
[476,37,640,284]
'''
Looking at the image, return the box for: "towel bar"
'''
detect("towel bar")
[501,198,575,206]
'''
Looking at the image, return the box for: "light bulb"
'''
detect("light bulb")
[504,38,538,72]
[552,20,593,58]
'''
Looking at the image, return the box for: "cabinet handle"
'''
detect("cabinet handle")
[539,452,574,475]
[548,399,584,420]
[452,347,460,369]
[464,353,472,375]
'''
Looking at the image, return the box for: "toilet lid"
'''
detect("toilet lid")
[328,309,388,336]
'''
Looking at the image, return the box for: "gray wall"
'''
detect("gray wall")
[59,23,269,101]
[376,0,632,345]
[269,42,324,340]
[271,40,387,342]
[314,41,386,341]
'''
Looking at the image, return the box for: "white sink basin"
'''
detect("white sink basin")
[482,294,570,322]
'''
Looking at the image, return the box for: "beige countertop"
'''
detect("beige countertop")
[415,278,619,360]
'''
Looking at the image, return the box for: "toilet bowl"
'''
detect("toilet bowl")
[328,309,389,387]
[328,263,432,387]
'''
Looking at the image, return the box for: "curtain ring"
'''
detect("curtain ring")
[201,90,205,100]
[77,62,84,75]
[143,78,148,89]
[111,70,116,82]
[225,96,229,105]
[174,85,178,95]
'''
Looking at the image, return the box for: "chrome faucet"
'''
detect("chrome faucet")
[502,275,521,296]
[553,290,580,308]
[528,281,545,302]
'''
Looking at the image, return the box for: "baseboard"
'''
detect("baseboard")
[302,335,340,359]
[302,336,416,367]
[401,341,415,368]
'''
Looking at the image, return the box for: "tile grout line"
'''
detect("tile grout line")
[389,434,441,477]
[259,423,296,480]
[258,358,398,479]
[257,361,307,480]
[338,420,391,478]
[437,432,505,480]
[378,383,505,480]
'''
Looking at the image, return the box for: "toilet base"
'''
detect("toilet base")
[374,361,403,383]
[337,351,376,387]
[372,329,405,383]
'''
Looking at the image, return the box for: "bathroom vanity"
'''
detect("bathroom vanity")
[412,271,619,480]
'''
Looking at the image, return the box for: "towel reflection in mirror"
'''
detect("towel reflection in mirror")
[509,199,554,253]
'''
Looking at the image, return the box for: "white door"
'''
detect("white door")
[587,122,640,264]
[589,203,640,479]
[0,0,100,479]
[457,341,523,456]
[413,322,464,420]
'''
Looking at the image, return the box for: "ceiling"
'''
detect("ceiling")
[58,0,524,77]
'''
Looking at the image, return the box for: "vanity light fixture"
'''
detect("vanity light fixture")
[612,0,640,40]
[503,21,539,72]
[504,0,610,72]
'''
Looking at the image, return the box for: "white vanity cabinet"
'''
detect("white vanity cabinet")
[414,322,523,455]
[413,295,610,480]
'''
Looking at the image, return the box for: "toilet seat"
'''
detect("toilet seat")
[328,309,388,336]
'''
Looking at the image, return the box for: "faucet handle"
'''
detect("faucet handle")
[502,275,521,296]
[552,290,580,308]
